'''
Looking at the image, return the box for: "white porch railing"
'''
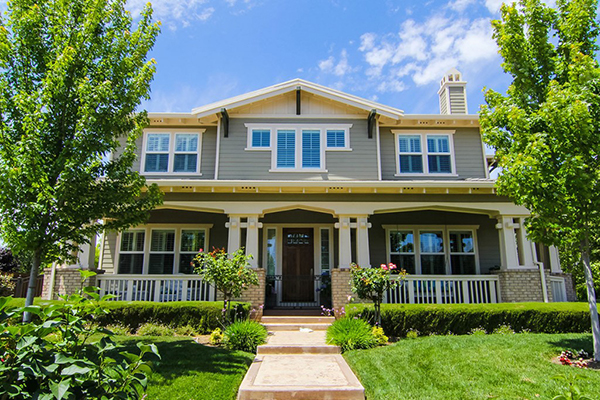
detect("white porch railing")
[549,276,567,302]
[385,275,500,304]
[97,275,216,302]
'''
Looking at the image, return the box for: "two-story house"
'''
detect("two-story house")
[43,70,576,309]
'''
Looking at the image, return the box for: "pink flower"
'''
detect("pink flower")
[389,263,397,270]
[199,248,203,252]
[380,264,386,268]
[382,265,388,270]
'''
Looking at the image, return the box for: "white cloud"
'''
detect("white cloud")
[484,0,505,13]
[358,14,498,89]
[127,0,214,30]
[318,49,354,77]
[448,0,477,12]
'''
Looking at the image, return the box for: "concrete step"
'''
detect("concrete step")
[237,354,365,400]
[263,323,331,331]
[257,344,340,355]
[261,316,334,324]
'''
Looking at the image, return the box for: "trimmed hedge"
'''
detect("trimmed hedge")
[347,302,595,337]
[7,298,251,334]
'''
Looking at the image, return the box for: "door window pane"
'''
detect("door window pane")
[266,228,277,276]
[320,228,330,271]
[179,230,205,274]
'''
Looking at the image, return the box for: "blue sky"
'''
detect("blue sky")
[126,0,525,115]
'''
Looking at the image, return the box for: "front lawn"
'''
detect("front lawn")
[114,336,254,400]
[345,333,599,400]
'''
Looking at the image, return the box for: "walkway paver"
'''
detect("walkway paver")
[237,316,365,400]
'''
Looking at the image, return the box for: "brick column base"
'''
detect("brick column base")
[332,268,353,315]
[236,268,266,319]
[492,269,553,302]
[41,268,97,300]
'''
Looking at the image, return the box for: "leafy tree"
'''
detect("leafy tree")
[0,0,163,321]
[0,247,18,273]
[480,0,600,360]
[193,248,259,324]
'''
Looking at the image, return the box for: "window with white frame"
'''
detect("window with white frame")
[386,226,478,275]
[178,229,205,274]
[244,123,352,171]
[143,130,203,174]
[393,131,455,175]
[148,230,175,274]
[118,230,145,274]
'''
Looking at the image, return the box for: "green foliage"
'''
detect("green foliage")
[348,303,594,337]
[0,247,18,273]
[492,324,516,335]
[94,301,251,334]
[173,325,198,337]
[0,286,160,399]
[194,248,259,322]
[0,273,15,296]
[372,326,388,345]
[209,328,224,345]
[469,326,487,336]
[106,324,131,336]
[405,329,419,339]
[350,262,405,325]
[0,0,163,310]
[326,317,378,352]
[223,320,267,353]
[480,0,600,358]
[136,323,174,337]
[552,373,593,400]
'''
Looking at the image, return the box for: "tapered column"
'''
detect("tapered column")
[245,215,261,268]
[356,216,371,267]
[496,216,519,270]
[337,216,352,268]
[226,215,241,253]
[515,217,535,268]
[549,245,562,273]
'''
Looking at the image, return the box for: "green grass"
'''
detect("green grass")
[344,333,599,400]
[114,336,254,400]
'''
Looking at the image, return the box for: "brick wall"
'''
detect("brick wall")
[492,269,553,302]
[331,268,353,314]
[41,268,97,300]
[236,268,266,318]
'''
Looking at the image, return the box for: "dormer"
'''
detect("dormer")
[438,68,468,115]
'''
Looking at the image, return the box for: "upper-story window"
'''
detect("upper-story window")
[142,130,204,174]
[245,123,352,172]
[393,130,456,176]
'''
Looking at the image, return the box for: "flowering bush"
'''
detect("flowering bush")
[350,262,406,325]
[194,247,259,324]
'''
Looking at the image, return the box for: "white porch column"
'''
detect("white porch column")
[496,216,519,270]
[245,215,262,268]
[549,245,562,273]
[336,216,352,268]
[226,215,241,253]
[356,216,371,267]
[515,218,535,268]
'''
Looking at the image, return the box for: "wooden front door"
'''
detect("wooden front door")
[282,228,314,302]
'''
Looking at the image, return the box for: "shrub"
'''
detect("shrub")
[406,329,419,339]
[136,323,175,336]
[469,326,487,336]
[174,325,198,336]
[326,317,378,352]
[223,320,267,353]
[372,326,388,345]
[106,324,132,335]
[492,324,515,335]
[0,273,15,296]
[347,302,594,337]
[210,328,224,345]
[0,285,159,399]
[96,301,251,333]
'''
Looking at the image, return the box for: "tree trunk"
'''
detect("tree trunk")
[581,239,600,362]
[23,250,41,323]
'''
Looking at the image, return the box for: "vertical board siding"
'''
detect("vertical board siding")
[218,118,378,180]
[380,127,486,180]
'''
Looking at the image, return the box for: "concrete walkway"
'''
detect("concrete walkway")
[237,316,365,400]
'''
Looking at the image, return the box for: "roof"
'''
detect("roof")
[190,78,405,120]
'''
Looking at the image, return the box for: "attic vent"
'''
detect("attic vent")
[402,187,414,190]
[239,186,257,191]
[435,121,447,125]
[152,118,164,123]
[328,187,345,190]
[179,186,194,192]
[418,121,430,125]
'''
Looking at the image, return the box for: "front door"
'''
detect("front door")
[282,228,314,302]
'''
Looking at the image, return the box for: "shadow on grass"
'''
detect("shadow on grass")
[547,335,594,354]
[117,338,254,380]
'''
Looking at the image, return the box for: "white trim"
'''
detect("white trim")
[384,225,480,275]
[376,118,382,181]
[393,130,457,176]
[214,115,221,180]
[141,129,205,176]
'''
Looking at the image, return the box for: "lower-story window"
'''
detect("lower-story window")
[386,226,478,275]
[117,226,210,274]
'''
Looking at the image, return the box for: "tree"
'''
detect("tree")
[193,248,259,324]
[480,0,600,361]
[0,0,163,321]
[0,247,18,273]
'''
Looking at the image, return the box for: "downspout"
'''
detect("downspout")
[214,115,221,180]
[532,241,549,303]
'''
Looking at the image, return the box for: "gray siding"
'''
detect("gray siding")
[368,211,500,274]
[100,231,118,274]
[218,118,378,180]
[380,127,486,180]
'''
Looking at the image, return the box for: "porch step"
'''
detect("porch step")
[263,323,331,331]
[257,345,340,355]
[237,355,364,400]
[258,331,339,355]
[261,316,334,324]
